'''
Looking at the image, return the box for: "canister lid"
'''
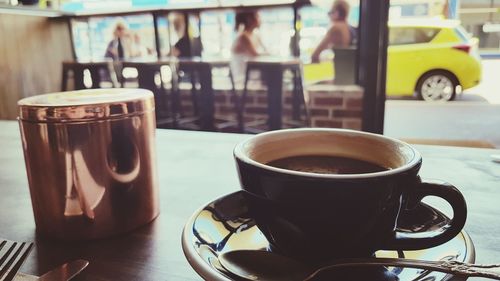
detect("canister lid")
[18,89,154,122]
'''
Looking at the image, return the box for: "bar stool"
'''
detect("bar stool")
[333,47,357,85]
[240,57,309,133]
[61,60,118,91]
[177,57,238,132]
[121,59,176,128]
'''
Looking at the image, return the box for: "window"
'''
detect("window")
[389,27,439,45]
[454,26,472,43]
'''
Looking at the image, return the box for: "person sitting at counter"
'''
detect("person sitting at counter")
[105,19,133,60]
[171,13,202,58]
[230,10,268,84]
[311,0,356,63]
[131,32,154,58]
[104,19,153,61]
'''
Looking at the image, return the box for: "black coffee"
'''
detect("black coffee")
[267,155,388,174]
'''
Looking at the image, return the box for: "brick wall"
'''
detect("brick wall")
[306,84,363,130]
[177,83,364,130]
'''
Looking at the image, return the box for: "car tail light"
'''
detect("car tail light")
[452,44,471,53]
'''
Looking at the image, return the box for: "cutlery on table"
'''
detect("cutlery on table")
[15,259,89,281]
[219,250,500,281]
[0,240,34,281]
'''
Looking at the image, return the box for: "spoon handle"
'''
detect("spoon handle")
[304,258,500,280]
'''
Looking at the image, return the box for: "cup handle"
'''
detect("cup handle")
[382,179,467,250]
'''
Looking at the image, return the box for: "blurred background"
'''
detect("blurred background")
[1,0,500,146]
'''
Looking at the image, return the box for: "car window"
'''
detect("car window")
[454,26,471,43]
[389,27,440,45]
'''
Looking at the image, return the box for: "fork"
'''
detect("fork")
[0,240,34,281]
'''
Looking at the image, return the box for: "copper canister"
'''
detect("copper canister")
[18,89,159,240]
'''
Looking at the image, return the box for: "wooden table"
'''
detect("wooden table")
[121,58,177,128]
[177,57,235,132]
[0,120,499,281]
[243,57,305,131]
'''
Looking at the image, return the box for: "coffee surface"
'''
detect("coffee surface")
[267,155,387,174]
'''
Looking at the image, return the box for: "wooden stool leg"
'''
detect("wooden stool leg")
[137,66,161,118]
[198,64,215,131]
[158,69,169,117]
[61,65,69,91]
[90,67,102,89]
[265,66,283,130]
[292,68,302,121]
[228,68,240,131]
[74,67,86,90]
[175,70,185,117]
[190,70,199,116]
[239,66,251,133]
[108,62,121,88]
[170,64,180,128]
[297,66,311,126]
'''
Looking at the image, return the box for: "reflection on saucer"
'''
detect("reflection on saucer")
[182,191,475,281]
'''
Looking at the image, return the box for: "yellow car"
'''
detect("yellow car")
[387,19,481,101]
[304,19,482,102]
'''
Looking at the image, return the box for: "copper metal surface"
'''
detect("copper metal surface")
[18,89,159,240]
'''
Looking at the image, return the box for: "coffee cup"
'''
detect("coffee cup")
[233,128,467,261]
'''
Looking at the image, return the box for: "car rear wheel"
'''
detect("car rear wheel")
[417,71,458,102]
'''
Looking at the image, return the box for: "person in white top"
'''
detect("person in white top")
[230,10,268,86]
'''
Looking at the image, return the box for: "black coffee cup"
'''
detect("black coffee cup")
[234,128,467,261]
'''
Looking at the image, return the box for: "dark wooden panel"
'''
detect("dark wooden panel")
[0,14,72,120]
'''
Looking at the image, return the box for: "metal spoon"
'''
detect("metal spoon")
[219,250,500,281]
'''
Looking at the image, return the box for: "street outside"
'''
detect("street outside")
[385,58,500,148]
